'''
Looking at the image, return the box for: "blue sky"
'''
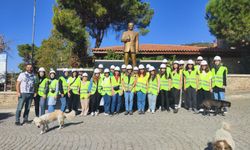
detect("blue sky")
[0,0,214,72]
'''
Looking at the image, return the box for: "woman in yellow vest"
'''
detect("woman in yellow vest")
[147,66,160,114]
[159,64,171,112]
[183,59,198,112]
[136,64,148,114]
[197,60,212,111]
[171,61,183,113]
[79,72,90,116]
[101,68,113,115]
[58,68,69,112]
[47,70,58,113]
[68,69,81,113]
[89,68,103,116]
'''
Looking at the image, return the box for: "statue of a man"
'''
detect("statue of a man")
[121,22,139,66]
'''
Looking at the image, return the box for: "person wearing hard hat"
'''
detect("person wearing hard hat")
[89,68,103,116]
[171,60,183,113]
[35,67,48,117]
[47,69,58,113]
[197,60,212,112]
[211,56,228,113]
[110,65,115,77]
[195,56,203,72]
[58,68,70,112]
[101,68,113,115]
[110,66,122,115]
[147,66,160,114]
[135,64,148,114]
[98,64,104,79]
[122,65,136,115]
[79,72,91,116]
[183,60,198,112]
[68,69,81,114]
[133,66,139,78]
[162,58,172,75]
[158,64,171,112]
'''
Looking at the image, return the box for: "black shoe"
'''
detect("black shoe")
[124,111,129,115]
[129,111,133,115]
[15,122,22,126]
[161,107,166,111]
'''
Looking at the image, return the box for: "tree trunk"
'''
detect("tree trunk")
[94,29,105,48]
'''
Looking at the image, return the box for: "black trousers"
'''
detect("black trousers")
[185,87,197,109]
[159,90,170,110]
[90,92,101,113]
[171,88,180,107]
[197,89,212,109]
[34,95,40,117]
[69,92,80,112]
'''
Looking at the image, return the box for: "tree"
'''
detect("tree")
[54,0,154,48]
[0,35,10,53]
[17,44,38,71]
[206,0,250,46]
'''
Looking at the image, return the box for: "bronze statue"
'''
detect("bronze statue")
[121,22,139,66]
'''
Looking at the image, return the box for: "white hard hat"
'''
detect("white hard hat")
[133,66,139,71]
[138,64,145,69]
[94,68,100,74]
[82,72,88,77]
[110,65,115,70]
[179,60,185,65]
[187,59,194,65]
[214,56,221,61]
[114,66,120,71]
[38,67,45,72]
[104,68,110,73]
[78,68,84,72]
[72,69,77,72]
[160,64,166,68]
[49,70,56,74]
[146,64,151,69]
[173,60,179,64]
[126,65,133,70]
[121,64,126,69]
[148,66,155,72]
[197,56,203,61]
[162,59,168,63]
[98,64,104,68]
[63,68,69,72]
[200,60,208,65]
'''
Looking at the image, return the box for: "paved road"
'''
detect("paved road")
[0,93,249,150]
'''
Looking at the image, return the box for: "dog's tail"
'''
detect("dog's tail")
[64,111,76,120]
[221,121,231,131]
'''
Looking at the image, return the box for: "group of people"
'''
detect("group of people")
[15,55,228,125]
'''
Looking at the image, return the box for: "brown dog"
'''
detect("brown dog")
[200,99,231,116]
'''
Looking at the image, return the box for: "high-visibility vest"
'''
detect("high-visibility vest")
[211,66,227,88]
[198,71,212,91]
[171,71,181,89]
[183,70,197,89]
[194,65,200,73]
[148,76,159,95]
[68,77,81,94]
[47,79,58,97]
[136,75,148,94]
[80,81,90,99]
[159,73,170,91]
[111,76,122,94]
[59,76,68,94]
[90,79,102,95]
[38,78,48,97]
[101,77,112,96]
[123,74,135,92]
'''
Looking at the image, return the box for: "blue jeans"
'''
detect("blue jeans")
[60,96,67,112]
[15,93,34,122]
[124,91,134,112]
[111,93,121,113]
[39,96,46,116]
[213,92,225,100]
[137,91,146,111]
[103,94,111,114]
[148,93,157,111]
[48,105,55,113]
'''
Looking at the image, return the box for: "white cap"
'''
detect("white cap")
[82,72,88,77]
[200,60,208,65]
[94,68,100,74]
[160,64,166,68]
[104,68,110,73]
[126,65,133,70]
[146,64,151,69]
[138,64,145,69]
[98,64,104,68]
[162,59,168,63]
[148,66,155,72]
[121,64,126,69]
[50,70,56,74]
[179,60,185,65]
[214,56,221,61]
[78,68,84,72]
[133,66,139,71]
[114,66,120,71]
[173,60,179,64]
[110,65,115,70]
[63,68,69,72]
[197,56,203,61]
[187,59,194,65]
[38,67,45,72]
[72,69,77,72]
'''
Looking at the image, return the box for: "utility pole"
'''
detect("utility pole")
[31,0,37,69]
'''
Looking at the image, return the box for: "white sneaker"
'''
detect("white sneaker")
[147,109,150,112]
[104,113,109,116]
[152,110,155,114]
[91,112,95,116]
[95,111,99,116]
[199,108,204,112]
